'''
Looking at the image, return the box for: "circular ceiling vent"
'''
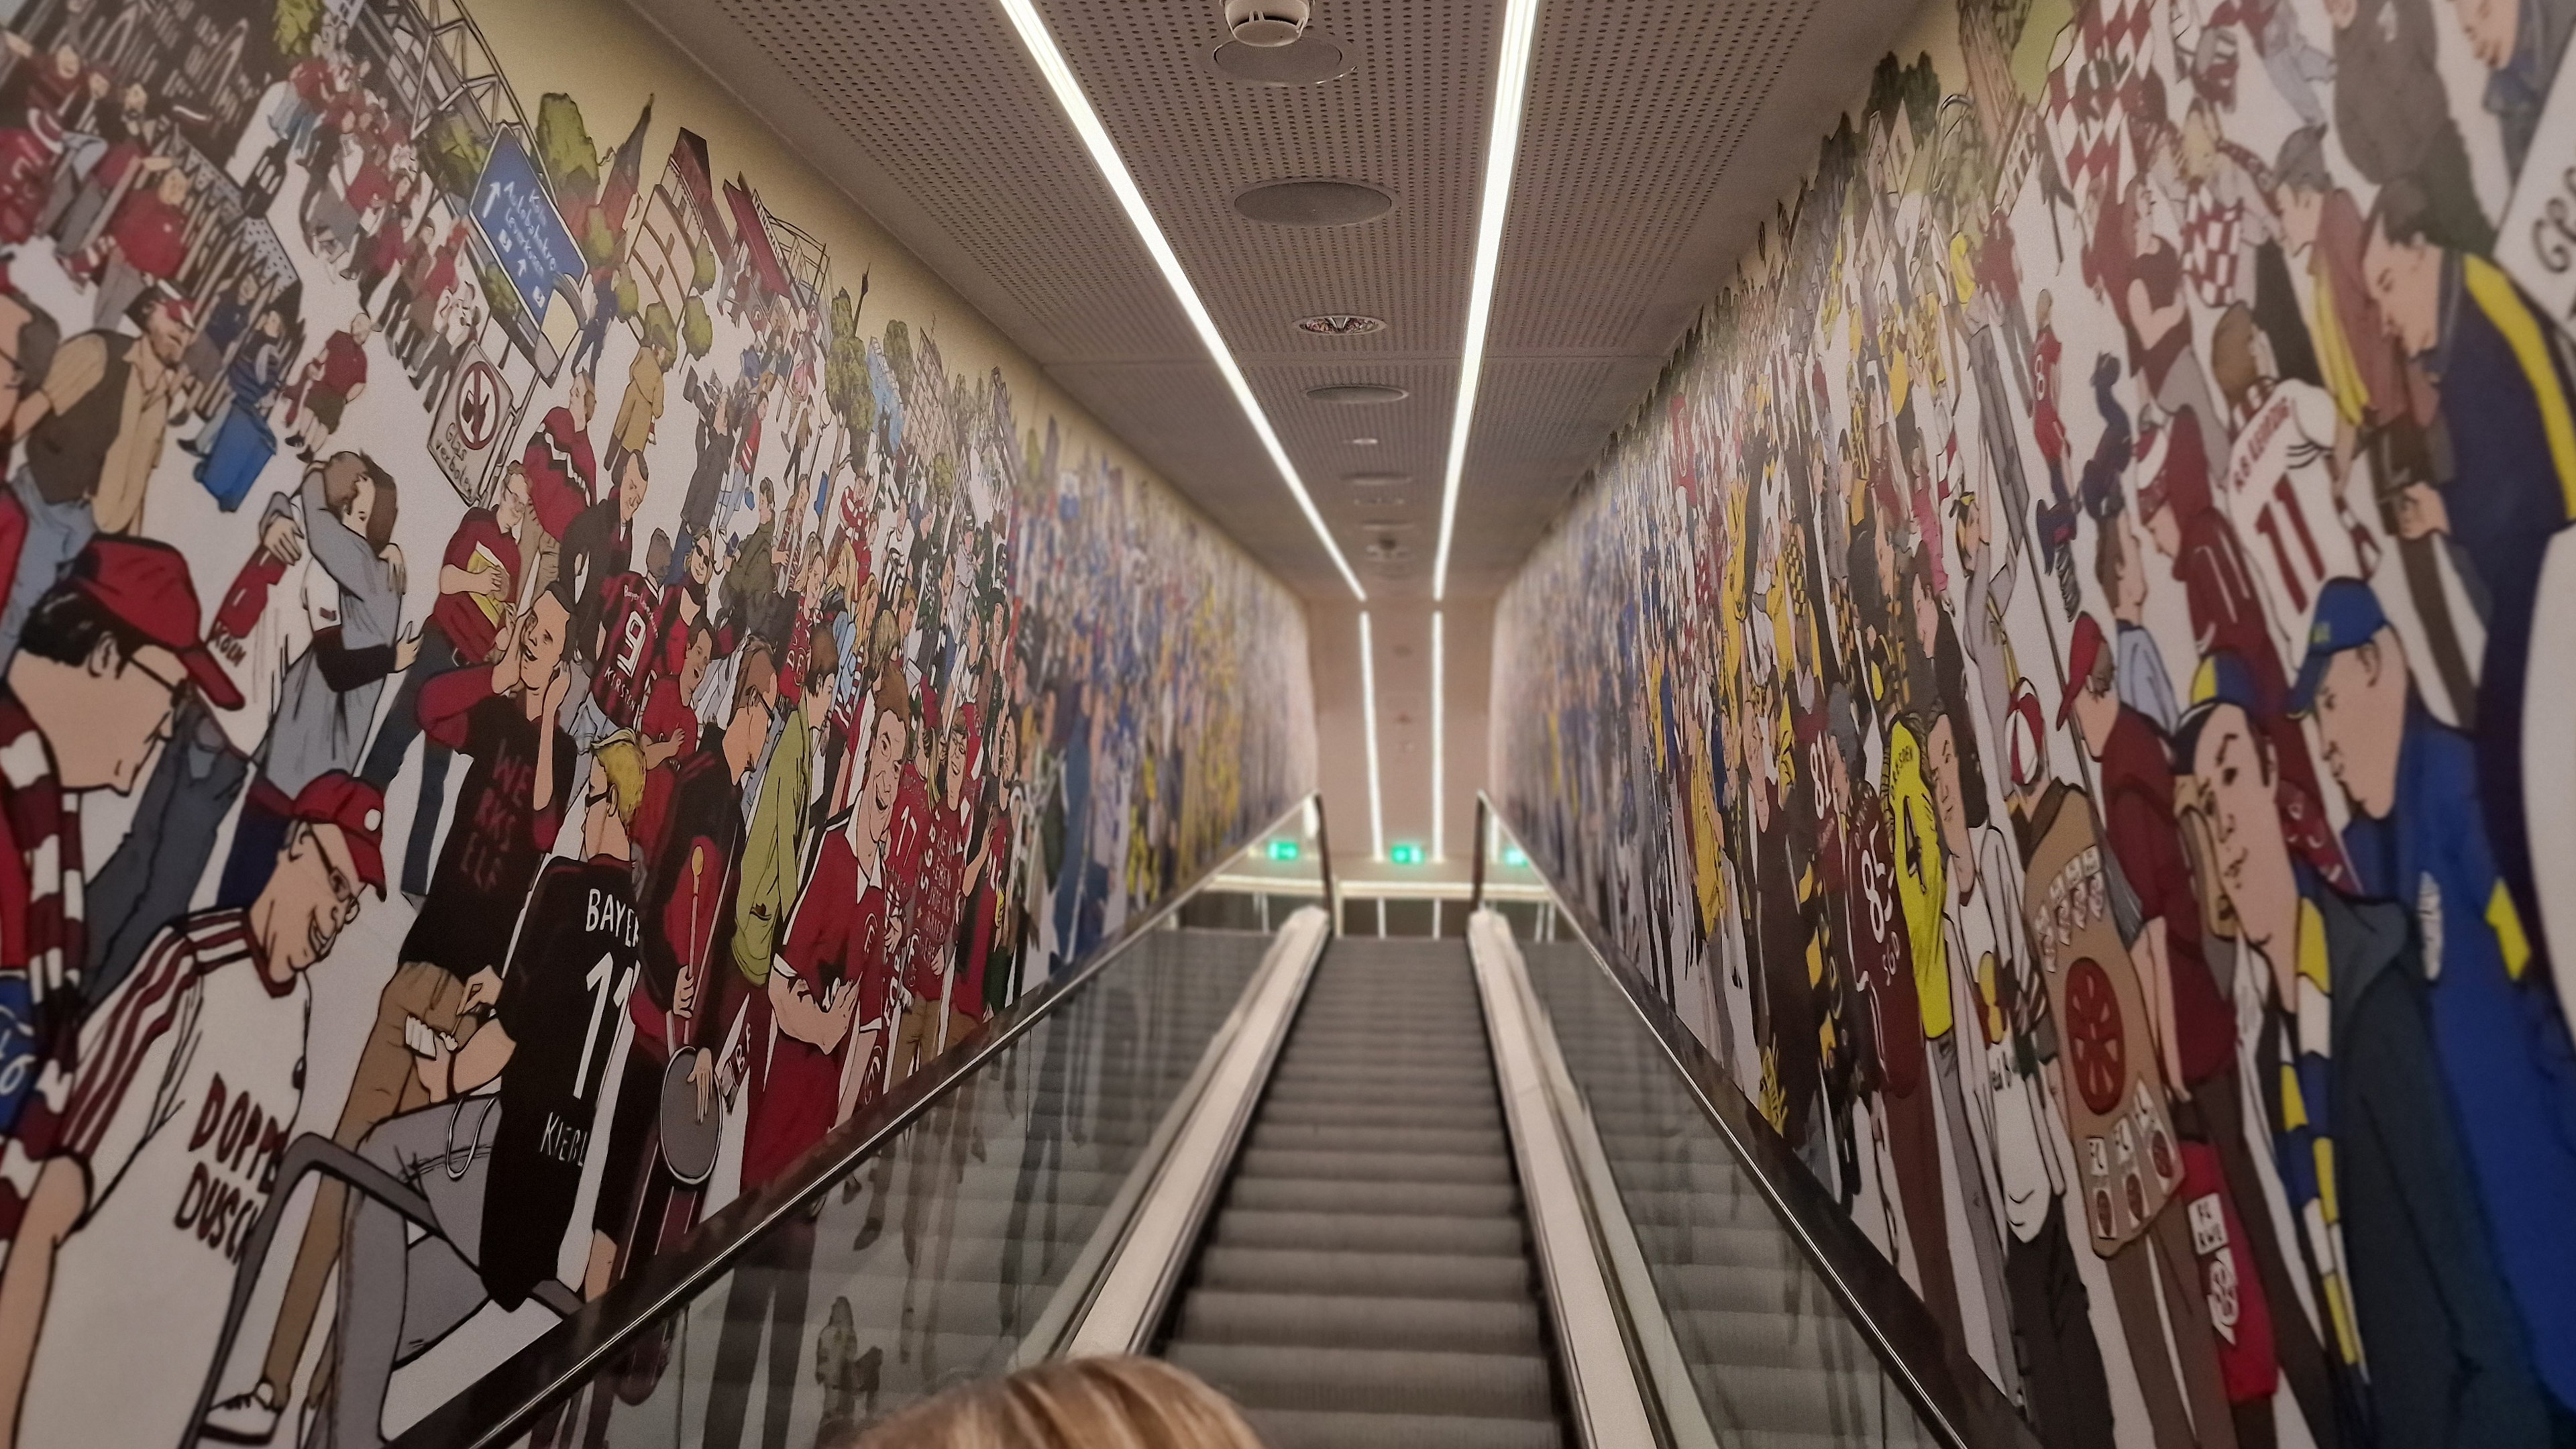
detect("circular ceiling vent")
[1206,30,1356,85]
[1307,383,1408,405]
[1295,313,1386,336]
[1234,179,1393,227]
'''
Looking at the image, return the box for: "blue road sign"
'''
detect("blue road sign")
[471,128,586,323]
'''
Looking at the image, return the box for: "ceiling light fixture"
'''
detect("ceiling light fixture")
[1431,0,1542,600]
[1431,609,1446,861]
[1360,610,1386,860]
[996,0,1366,598]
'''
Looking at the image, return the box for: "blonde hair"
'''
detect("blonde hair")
[592,731,646,824]
[847,1356,1264,1449]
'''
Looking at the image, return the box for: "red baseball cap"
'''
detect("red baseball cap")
[66,537,244,710]
[2058,613,2108,727]
[286,769,386,896]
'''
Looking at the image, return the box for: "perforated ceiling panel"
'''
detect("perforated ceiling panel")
[623,0,1923,602]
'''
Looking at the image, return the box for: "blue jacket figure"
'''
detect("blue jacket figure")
[2362,182,2576,1008]
[2297,578,2576,1415]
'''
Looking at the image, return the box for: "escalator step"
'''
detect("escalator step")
[1167,1342,1556,1419]
[1242,1407,1562,1449]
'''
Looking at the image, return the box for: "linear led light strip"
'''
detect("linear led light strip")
[1430,609,1445,861]
[1360,611,1386,860]
[1432,0,1544,601]
[996,0,1366,600]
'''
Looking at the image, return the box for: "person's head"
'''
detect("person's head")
[256,770,384,974]
[645,529,673,584]
[2364,177,2447,355]
[687,529,717,587]
[2292,579,2412,818]
[498,460,533,533]
[515,586,572,696]
[2210,305,2269,415]
[758,478,775,526]
[2453,0,2521,67]
[346,309,372,343]
[804,629,838,724]
[848,1355,1263,1449]
[725,640,778,767]
[154,165,189,207]
[618,451,649,523]
[680,623,714,701]
[142,294,195,366]
[2059,613,2121,759]
[867,696,912,819]
[48,44,77,79]
[10,539,240,792]
[0,292,59,401]
[2178,688,2296,951]
[588,732,645,853]
[1925,710,1986,876]
[570,370,596,426]
[319,451,400,554]
[2273,127,2332,254]
[943,715,973,800]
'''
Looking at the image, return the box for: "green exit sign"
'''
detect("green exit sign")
[1389,843,1426,865]
[1266,839,1300,862]
[1503,845,1528,866]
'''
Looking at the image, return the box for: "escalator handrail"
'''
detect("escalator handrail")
[389,793,1327,1449]
[1478,793,2040,1449]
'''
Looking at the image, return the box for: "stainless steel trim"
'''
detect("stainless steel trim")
[1480,794,1976,1449]
[1064,906,1332,1355]
[1468,910,1661,1449]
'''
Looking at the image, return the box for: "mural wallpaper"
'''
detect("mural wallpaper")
[0,0,1318,1444]
[1494,0,2576,1444]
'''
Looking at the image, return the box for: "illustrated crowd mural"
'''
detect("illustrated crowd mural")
[1495,0,2576,1444]
[0,0,1319,1444]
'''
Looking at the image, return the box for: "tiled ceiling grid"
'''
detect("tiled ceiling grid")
[635,0,1927,603]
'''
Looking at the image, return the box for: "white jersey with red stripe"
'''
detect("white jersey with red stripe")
[9,908,309,1449]
[2218,379,2378,665]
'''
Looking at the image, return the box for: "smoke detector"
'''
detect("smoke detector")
[1225,0,1311,47]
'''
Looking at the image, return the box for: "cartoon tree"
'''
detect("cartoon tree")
[642,301,678,356]
[883,319,914,399]
[534,94,603,213]
[421,114,490,199]
[275,0,323,58]
[825,286,873,439]
[691,236,718,293]
[682,293,713,358]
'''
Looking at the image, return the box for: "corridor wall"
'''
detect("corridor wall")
[0,0,1316,1442]
[1492,0,2576,1445]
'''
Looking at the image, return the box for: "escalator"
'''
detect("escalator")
[1159,938,1564,1448]
[381,860,1976,1449]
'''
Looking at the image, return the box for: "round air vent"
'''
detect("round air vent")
[1296,313,1386,336]
[1307,383,1407,404]
[1234,180,1392,227]
[1208,30,1354,85]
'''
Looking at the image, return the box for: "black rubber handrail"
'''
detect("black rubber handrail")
[343,792,1326,1449]
[1479,792,2043,1449]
